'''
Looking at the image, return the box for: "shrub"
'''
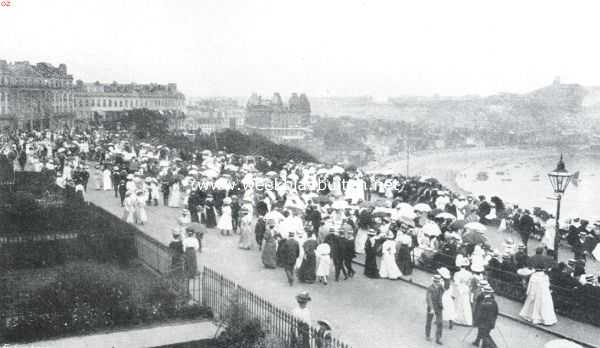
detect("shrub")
[214,300,266,348]
[3,263,211,342]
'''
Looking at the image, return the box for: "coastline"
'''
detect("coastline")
[364,145,561,197]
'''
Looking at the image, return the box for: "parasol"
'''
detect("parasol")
[436,212,457,220]
[413,203,432,212]
[329,166,344,175]
[396,202,413,211]
[397,209,417,220]
[331,200,349,210]
[464,222,487,232]
[422,222,442,237]
[265,210,284,223]
[202,169,219,178]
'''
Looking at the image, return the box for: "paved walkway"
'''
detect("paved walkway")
[85,189,598,348]
[15,321,216,348]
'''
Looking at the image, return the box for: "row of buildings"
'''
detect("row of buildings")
[0,60,185,130]
[0,59,314,144]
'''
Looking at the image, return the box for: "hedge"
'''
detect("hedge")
[2,263,212,343]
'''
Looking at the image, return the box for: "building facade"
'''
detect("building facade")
[245,92,312,143]
[0,60,75,130]
[181,98,245,133]
[74,81,185,124]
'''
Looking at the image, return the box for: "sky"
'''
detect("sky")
[1,0,600,99]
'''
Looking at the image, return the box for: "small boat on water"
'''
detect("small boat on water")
[496,171,505,175]
[501,178,513,182]
[476,171,489,181]
[572,171,580,186]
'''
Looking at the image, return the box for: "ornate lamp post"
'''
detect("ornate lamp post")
[547,154,573,261]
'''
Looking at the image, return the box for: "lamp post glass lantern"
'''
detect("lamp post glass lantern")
[547,154,573,261]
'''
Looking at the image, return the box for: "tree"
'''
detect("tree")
[120,109,170,140]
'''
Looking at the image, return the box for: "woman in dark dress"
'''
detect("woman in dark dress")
[395,231,413,276]
[364,230,380,278]
[204,196,218,228]
[261,224,278,269]
[298,235,318,283]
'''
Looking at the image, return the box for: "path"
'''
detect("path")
[85,189,597,348]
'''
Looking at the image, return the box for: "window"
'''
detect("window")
[85,99,90,107]
[119,100,123,107]
[103,99,107,107]
[91,99,95,107]
[108,99,112,107]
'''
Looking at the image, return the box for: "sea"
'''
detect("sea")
[455,151,599,220]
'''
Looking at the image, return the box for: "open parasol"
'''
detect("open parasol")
[413,203,432,213]
[331,200,349,210]
[436,212,457,220]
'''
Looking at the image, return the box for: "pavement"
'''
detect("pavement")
[84,188,600,348]
[14,320,216,348]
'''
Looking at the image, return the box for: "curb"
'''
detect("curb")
[351,259,598,348]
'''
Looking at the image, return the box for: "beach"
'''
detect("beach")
[365,146,600,218]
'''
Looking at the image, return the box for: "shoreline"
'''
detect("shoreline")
[363,145,563,197]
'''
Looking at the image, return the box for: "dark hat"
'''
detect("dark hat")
[482,285,495,293]
[317,320,332,330]
[296,291,311,303]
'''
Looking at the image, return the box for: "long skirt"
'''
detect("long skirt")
[354,228,368,254]
[298,253,317,283]
[262,239,278,268]
[184,247,198,279]
[396,245,413,275]
[453,286,473,326]
[364,250,379,278]
[316,254,331,277]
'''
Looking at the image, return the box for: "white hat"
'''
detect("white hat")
[437,267,451,280]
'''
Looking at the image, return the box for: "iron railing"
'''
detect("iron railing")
[186,266,352,348]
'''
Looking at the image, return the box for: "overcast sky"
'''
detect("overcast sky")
[1,0,600,99]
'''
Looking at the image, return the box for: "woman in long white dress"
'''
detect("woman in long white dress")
[316,242,331,285]
[519,270,558,326]
[438,268,456,329]
[168,180,181,208]
[379,233,402,279]
[217,197,233,235]
[135,190,147,225]
[354,227,368,254]
[102,167,112,191]
[453,260,473,326]
[123,192,136,224]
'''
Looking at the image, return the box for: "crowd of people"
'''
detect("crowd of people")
[2,127,600,344]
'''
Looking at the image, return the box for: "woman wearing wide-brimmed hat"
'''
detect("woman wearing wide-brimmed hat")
[217,196,233,235]
[292,291,311,348]
[238,208,253,250]
[363,229,380,279]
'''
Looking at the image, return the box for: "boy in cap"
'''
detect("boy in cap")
[426,274,444,345]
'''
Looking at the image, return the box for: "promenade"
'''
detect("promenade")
[85,188,598,348]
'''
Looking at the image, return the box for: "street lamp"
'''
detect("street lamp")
[547,154,573,261]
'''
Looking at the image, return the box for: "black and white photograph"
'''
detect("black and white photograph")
[1,1,600,347]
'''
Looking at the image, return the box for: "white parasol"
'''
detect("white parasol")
[413,203,432,213]
[422,222,442,237]
[436,212,457,220]
[331,200,349,210]
[202,169,219,178]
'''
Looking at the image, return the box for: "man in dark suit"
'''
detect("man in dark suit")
[426,275,444,345]
[519,210,535,252]
[478,195,491,225]
[528,246,554,270]
[255,215,266,251]
[279,231,300,286]
[473,285,499,348]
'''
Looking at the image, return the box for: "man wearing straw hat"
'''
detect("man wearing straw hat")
[472,285,498,348]
[425,274,444,345]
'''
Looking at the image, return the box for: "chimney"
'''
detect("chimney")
[58,64,67,74]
